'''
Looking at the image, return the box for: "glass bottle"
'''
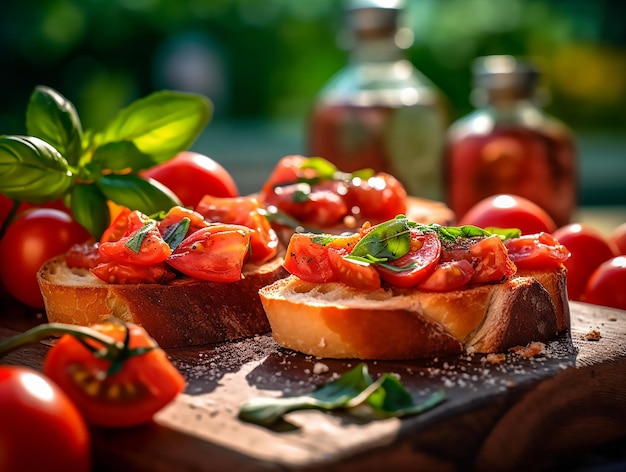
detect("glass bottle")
[308,0,448,201]
[445,55,577,227]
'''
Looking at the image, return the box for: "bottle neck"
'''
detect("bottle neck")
[349,34,404,63]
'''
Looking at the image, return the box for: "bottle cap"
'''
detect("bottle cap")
[472,55,539,93]
[346,0,403,38]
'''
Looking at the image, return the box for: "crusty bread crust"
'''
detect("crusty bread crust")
[259,270,568,360]
[38,256,288,348]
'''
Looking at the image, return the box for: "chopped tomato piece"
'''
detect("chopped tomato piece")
[166,224,251,282]
[505,232,571,270]
[91,260,176,284]
[99,221,172,266]
[100,208,147,243]
[375,230,442,288]
[343,172,407,221]
[264,185,348,227]
[327,248,381,291]
[418,259,475,292]
[65,243,109,269]
[158,206,208,237]
[196,194,278,264]
[283,232,362,283]
[469,235,517,283]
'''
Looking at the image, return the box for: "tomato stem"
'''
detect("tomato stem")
[0,322,124,358]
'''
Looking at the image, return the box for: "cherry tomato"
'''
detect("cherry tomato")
[552,223,618,301]
[609,222,626,256]
[582,256,626,310]
[260,154,309,196]
[418,259,475,292]
[459,194,557,235]
[44,321,186,428]
[166,224,251,282]
[141,151,239,208]
[0,366,91,472]
[343,173,407,221]
[0,208,92,308]
[375,230,442,288]
[505,232,571,270]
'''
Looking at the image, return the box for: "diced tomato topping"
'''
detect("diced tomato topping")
[418,259,475,292]
[65,243,108,269]
[327,248,381,291]
[158,206,208,237]
[91,261,176,284]
[504,232,571,270]
[98,221,172,266]
[166,224,251,282]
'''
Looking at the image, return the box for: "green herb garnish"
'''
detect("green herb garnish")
[238,363,445,428]
[0,85,212,239]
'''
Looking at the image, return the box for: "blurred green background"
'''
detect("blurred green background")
[1,0,625,206]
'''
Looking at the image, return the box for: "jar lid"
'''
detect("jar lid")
[346,0,403,37]
[472,55,539,93]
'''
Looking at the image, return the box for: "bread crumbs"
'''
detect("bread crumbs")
[584,329,602,341]
[509,341,546,358]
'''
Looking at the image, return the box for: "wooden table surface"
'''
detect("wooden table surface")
[2,296,626,472]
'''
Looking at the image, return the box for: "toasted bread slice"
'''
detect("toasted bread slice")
[259,268,568,360]
[38,255,288,348]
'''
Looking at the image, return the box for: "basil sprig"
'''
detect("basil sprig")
[238,363,445,427]
[0,85,212,239]
[275,156,375,192]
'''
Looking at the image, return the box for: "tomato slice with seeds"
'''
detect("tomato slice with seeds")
[374,230,442,288]
[505,232,571,270]
[158,205,208,237]
[99,221,172,266]
[91,260,176,284]
[100,208,147,243]
[43,321,185,428]
[166,224,251,282]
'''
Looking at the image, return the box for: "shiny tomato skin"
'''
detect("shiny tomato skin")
[166,224,251,282]
[99,222,172,266]
[141,151,239,208]
[91,260,177,284]
[0,366,91,472]
[504,232,571,270]
[459,194,557,235]
[552,223,618,301]
[0,208,91,308]
[375,231,442,288]
[418,259,475,291]
[43,322,186,428]
[582,256,626,310]
[327,247,381,291]
[609,222,626,255]
[343,173,407,221]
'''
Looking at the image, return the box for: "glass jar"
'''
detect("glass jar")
[308,0,448,200]
[445,55,577,227]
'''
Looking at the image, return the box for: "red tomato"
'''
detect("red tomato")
[44,321,186,428]
[196,195,278,264]
[327,247,381,291]
[99,221,172,266]
[505,232,571,270]
[459,194,557,234]
[141,151,239,208]
[260,155,309,196]
[91,260,177,284]
[418,259,475,292]
[283,232,361,283]
[375,230,442,288]
[552,223,618,301]
[582,256,626,310]
[166,224,251,282]
[343,173,407,221]
[609,222,626,256]
[0,208,91,308]
[0,366,91,472]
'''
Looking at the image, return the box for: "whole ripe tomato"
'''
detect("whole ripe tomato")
[610,222,626,255]
[459,194,557,234]
[141,151,239,208]
[552,223,618,301]
[583,256,626,310]
[0,208,92,309]
[0,365,91,472]
[44,321,186,428]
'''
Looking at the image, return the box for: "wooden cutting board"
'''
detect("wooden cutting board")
[1,300,625,472]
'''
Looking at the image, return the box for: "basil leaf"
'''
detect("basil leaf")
[90,141,156,173]
[0,135,75,203]
[96,174,181,216]
[301,157,338,180]
[350,216,413,261]
[94,90,212,166]
[238,363,445,427]
[162,217,190,250]
[126,220,157,253]
[70,184,110,239]
[25,85,83,166]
